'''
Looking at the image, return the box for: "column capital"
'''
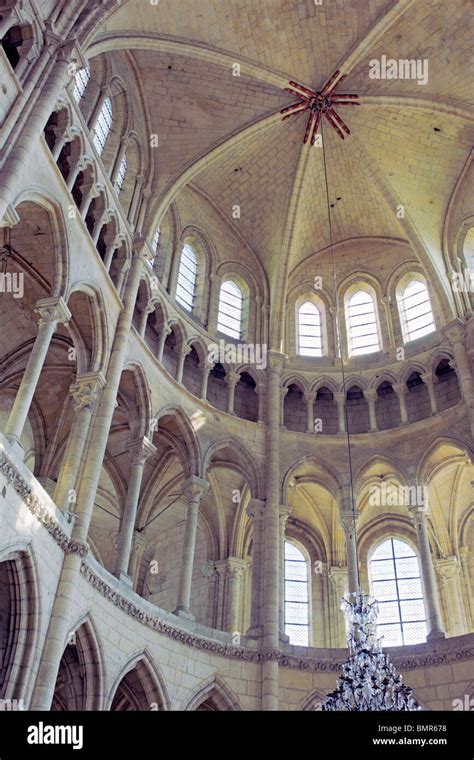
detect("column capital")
[303,391,317,403]
[0,204,20,229]
[69,370,106,410]
[339,509,358,534]
[179,342,192,357]
[333,391,345,404]
[393,382,408,397]
[364,388,378,402]
[408,503,428,526]
[132,530,147,554]
[226,556,247,579]
[267,351,287,375]
[181,475,209,502]
[35,296,71,326]
[328,565,348,592]
[435,555,460,582]
[279,504,291,532]
[128,436,157,466]
[246,498,265,520]
[280,385,289,399]
[441,318,467,348]
[420,372,435,387]
[227,370,240,386]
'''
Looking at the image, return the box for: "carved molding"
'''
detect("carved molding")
[0,453,88,557]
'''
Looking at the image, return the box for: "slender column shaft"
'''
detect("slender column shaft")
[421,373,438,415]
[247,499,265,633]
[394,384,408,423]
[174,477,209,617]
[114,439,155,579]
[5,298,71,447]
[157,326,171,363]
[334,393,346,433]
[409,505,445,639]
[365,389,378,431]
[304,392,315,433]
[53,372,106,511]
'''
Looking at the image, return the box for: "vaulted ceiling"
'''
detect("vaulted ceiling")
[88,0,474,321]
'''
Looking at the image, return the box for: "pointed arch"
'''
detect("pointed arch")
[183,674,242,711]
[203,436,263,499]
[107,649,170,711]
[53,612,105,711]
[154,405,202,477]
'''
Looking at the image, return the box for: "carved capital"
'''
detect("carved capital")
[128,437,157,467]
[436,556,460,582]
[267,351,286,376]
[246,498,265,521]
[35,296,71,326]
[393,383,408,397]
[69,371,106,410]
[181,476,209,504]
[364,389,378,402]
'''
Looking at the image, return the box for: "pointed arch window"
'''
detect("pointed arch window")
[369,538,426,646]
[151,227,160,253]
[217,280,243,339]
[298,301,322,356]
[73,66,90,103]
[115,155,127,194]
[398,280,435,343]
[284,541,310,645]
[347,289,380,356]
[93,96,113,155]
[176,243,197,312]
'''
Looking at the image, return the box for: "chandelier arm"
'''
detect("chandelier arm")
[310,111,322,145]
[303,110,316,144]
[329,107,351,135]
[323,110,346,139]
[280,101,308,116]
[320,68,343,96]
[288,80,315,97]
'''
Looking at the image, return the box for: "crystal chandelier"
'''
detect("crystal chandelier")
[323,593,420,711]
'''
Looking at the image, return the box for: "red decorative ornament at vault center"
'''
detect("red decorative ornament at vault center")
[281,69,359,145]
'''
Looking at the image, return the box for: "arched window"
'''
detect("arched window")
[151,227,160,254]
[217,280,243,339]
[176,243,197,312]
[284,541,310,645]
[297,301,322,356]
[115,155,127,194]
[93,96,113,155]
[369,538,426,646]
[346,289,380,356]
[398,279,435,343]
[73,66,90,103]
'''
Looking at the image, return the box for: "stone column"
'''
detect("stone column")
[72,240,149,544]
[334,392,346,433]
[280,386,289,427]
[381,295,396,356]
[304,391,316,433]
[0,39,81,221]
[459,545,473,630]
[66,157,86,192]
[91,211,109,247]
[103,238,120,272]
[226,557,247,633]
[408,504,445,640]
[53,371,106,512]
[114,437,156,582]
[51,129,72,162]
[246,498,265,635]
[111,137,129,184]
[157,325,171,363]
[257,384,266,423]
[174,476,209,619]
[175,344,191,384]
[129,531,147,590]
[214,561,228,630]
[364,389,378,432]
[226,371,240,414]
[421,372,439,415]
[394,383,409,424]
[4,297,71,450]
[262,351,285,710]
[115,260,130,297]
[339,507,360,597]
[138,301,155,339]
[79,183,99,219]
[443,321,474,437]
[279,505,291,641]
[200,360,213,401]
[435,556,466,636]
[328,566,348,648]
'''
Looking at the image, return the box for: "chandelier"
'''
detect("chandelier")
[323,593,420,711]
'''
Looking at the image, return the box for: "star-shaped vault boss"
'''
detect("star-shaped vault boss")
[281,69,359,145]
